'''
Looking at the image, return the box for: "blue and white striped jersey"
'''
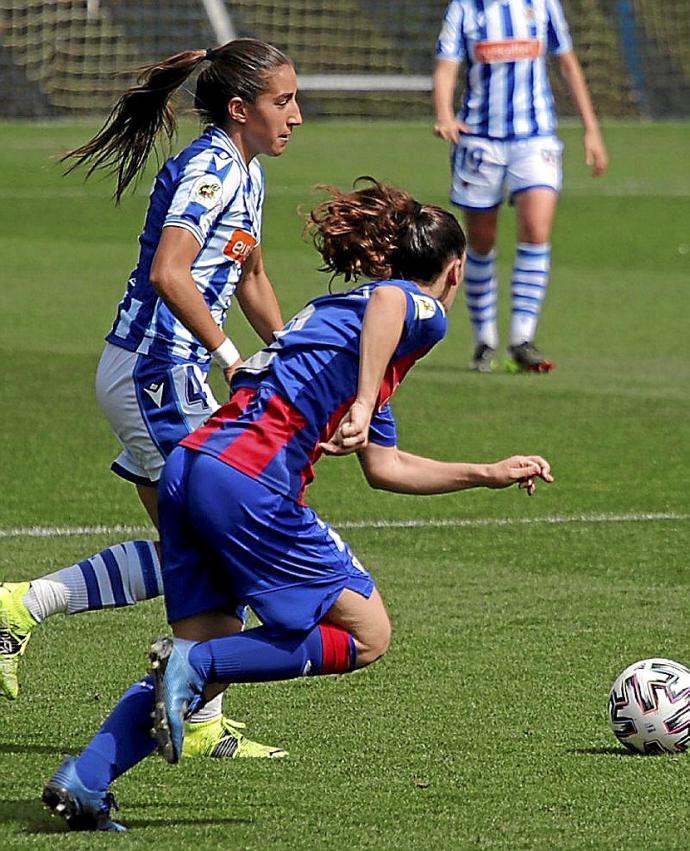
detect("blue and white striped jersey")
[436,0,573,139]
[106,126,264,365]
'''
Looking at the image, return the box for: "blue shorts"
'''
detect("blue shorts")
[158,447,375,633]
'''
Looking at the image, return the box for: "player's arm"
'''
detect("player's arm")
[320,286,408,455]
[556,50,609,177]
[149,225,240,382]
[433,58,469,143]
[235,245,284,345]
[358,444,554,496]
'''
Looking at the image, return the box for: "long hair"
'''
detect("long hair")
[307,177,466,283]
[62,39,292,202]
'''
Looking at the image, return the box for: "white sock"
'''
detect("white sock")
[188,692,224,724]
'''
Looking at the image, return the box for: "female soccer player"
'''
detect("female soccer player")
[433,0,608,372]
[42,178,553,832]
[0,38,302,758]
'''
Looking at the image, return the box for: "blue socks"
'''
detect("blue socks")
[69,625,356,794]
[190,624,325,683]
[73,676,157,792]
[190,623,356,683]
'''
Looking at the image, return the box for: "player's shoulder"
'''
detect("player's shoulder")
[175,128,242,183]
[444,0,471,19]
[374,280,447,329]
[375,279,442,308]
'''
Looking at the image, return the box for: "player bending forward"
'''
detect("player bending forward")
[42,178,553,831]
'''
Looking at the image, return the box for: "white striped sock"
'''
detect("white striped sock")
[510,242,551,345]
[22,539,162,619]
[464,248,498,348]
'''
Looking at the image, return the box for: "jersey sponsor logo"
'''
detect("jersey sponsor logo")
[475,39,542,63]
[223,229,257,265]
[190,175,223,208]
[412,294,438,320]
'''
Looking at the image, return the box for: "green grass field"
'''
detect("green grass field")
[0,119,689,849]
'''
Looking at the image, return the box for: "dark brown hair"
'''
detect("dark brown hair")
[62,39,292,202]
[307,177,466,283]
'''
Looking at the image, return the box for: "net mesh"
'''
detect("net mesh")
[0,0,688,119]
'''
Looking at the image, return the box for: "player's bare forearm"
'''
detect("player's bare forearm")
[557,51,609,175]
[357,286,407,410]
[359,445,554,496]
[150,226,226,353]
[236,248,284,344]
[557,51,597,130]
[319,287,407,456]
[433,59,469,141]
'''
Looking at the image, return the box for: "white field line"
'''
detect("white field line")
[0,512,688,539]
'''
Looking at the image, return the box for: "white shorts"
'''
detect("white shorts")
[95,342,220,486]
[450,135,563,210]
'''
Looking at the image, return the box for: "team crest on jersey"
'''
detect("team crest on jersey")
[190,175,223,209]
[412,294,438,320]
[223,229,257,264]
[541,147,559,166]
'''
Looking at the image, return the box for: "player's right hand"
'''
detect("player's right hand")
[319,400,372,456]
[433,118,470,145]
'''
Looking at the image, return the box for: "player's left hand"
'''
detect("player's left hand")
[514,455,554,496]
[486,455,554,496]
[319,400,372,456]
[222,358,243,388]
[584,129,608,177]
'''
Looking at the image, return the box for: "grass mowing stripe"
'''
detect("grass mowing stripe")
[1,511,688,538]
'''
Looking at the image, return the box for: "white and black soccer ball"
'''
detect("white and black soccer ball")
[608,658,690,755]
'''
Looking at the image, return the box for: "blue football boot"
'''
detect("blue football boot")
[42,755,126,832]
[149,636,204,764]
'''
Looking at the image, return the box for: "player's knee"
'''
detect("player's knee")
[518,225,550,245]
[355,616,392,667]
[468,232,496,256]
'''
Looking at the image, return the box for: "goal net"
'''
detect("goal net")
[0,0,688,119]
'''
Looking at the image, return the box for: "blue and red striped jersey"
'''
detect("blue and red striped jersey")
[181,279,448,502]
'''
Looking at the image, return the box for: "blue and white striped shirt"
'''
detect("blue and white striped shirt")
[436,0,573,139]
[107,126,264,364]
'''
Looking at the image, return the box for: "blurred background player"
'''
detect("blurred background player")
[433,0,608,372]
[0,38,303,759]
[42,177,553,831]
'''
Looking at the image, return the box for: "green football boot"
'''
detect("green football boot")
[182,716,288,759]
[505,342,555,373]
[0,582,38,700]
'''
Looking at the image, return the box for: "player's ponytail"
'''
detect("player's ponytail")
[62,39,292,203]
[308,177,465,283]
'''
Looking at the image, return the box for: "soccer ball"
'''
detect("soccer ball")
[608,658,690,754]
